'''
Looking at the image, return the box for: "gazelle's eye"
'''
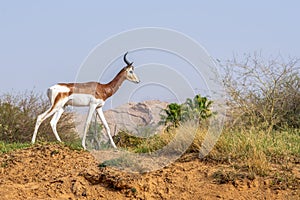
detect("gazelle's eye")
[129,70,133,74]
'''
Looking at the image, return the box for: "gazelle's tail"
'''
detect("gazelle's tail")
[47,84,69,105]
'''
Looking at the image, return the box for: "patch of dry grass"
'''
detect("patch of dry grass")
[114,122,299,177]
[196,127,299,176]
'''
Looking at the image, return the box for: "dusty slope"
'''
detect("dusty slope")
[0,144,298,200]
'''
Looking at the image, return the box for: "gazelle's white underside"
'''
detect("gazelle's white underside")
[66,94,104,107]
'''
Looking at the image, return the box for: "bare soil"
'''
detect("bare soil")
[0,144,299,200]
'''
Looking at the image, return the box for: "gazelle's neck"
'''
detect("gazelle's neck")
[103,68,126,98]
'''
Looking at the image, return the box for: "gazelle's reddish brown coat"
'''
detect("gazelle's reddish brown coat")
[59,67,128,101]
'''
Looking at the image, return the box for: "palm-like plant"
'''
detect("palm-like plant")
[160,103,182,128]
[160,94,214,128]
[184,95,213,121]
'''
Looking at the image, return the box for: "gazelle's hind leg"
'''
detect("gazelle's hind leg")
[32,97,68,144]
[32,108,55,144]
[50,107,65,142]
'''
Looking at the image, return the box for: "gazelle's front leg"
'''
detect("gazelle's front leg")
[82,104,97,150]
[96,107,117,149]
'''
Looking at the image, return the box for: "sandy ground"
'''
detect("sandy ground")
[0,144,298,200]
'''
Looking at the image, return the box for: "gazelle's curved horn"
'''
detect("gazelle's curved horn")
[123,52,133,66]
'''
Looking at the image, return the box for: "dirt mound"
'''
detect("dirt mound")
[0,144,298,200]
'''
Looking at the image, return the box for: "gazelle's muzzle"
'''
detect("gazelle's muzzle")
[132,74,140,83]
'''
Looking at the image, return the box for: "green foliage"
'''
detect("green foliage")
[183,95,214,121]
[160,94,214,128]
[113,131,144,148]
[160,103,183,128]
[63,140,83,151]
[133,134,166,153]
[0,141,31,154]
[113,131,168,153]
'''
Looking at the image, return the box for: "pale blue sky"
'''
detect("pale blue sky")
[1,0,299,97]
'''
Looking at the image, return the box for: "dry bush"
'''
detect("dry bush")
[221,53,300,131]
[0,91,78,143]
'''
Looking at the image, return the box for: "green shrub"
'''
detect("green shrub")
[160,94,214,128]
[160,103,182,128]
[0,91,77,143]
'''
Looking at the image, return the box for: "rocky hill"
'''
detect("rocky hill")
[74,100,168,138]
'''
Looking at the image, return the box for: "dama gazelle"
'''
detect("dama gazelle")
[32,52,140,149]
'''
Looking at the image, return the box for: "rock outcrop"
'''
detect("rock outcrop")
[104,100,168,136]
[74,100,168,138]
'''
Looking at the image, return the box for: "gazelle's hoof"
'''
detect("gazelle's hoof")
[113,148,118,152]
